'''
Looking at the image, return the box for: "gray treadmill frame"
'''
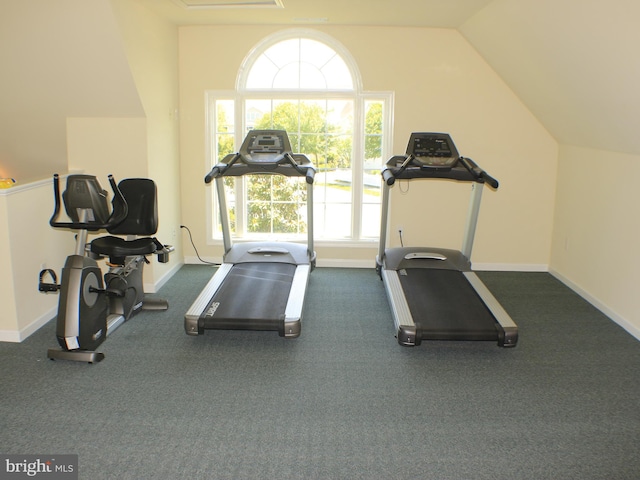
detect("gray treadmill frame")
[185,131,315,338]
[377,158,517,347]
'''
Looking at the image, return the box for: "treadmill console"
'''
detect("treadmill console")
[241,130,293,164]
[407,132,460,169]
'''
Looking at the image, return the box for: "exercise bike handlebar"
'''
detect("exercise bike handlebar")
[49,173,129,231]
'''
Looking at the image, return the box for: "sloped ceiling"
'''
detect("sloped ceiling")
[142,0,640,156]
[0,0,144,182]
[460,0,640,155]
[2,0,637,183]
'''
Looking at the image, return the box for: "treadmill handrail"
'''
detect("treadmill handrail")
[204,154,241,184]
[281,153,315,184]
[204,151,314,182]
[459,156,499,189]
[381,154,498,188]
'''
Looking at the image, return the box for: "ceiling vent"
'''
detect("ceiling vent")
[174,0,284,9]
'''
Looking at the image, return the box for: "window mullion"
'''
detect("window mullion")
[351,96,365,240]
[236,99,246,237]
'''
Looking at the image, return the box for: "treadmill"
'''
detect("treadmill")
[376,132,518,347]
[185,130,316,338]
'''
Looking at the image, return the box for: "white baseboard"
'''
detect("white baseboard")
[316,258,376,268]
[183,256,222,266]
[0,307,56,343]
[144,261,184,293]
[550,269,640,341]
[2,262,186,344]
[472,263,549,272]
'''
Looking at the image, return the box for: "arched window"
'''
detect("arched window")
[243,36,354,90]
[207,29,393,243]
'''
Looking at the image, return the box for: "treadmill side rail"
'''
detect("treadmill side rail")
[282,264,311,338]
[184,263,233,335]
[463,272,518,347]
[381,269,419,346]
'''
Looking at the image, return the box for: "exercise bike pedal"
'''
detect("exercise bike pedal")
[38,269,60,293]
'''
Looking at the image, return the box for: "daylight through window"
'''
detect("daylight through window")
[207,30,393,243]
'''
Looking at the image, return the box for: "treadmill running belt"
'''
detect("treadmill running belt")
[201,262,296,327]
[399,269,498,341]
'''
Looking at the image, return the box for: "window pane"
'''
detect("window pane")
[212,100,237,237]
[246,37,353,91]
[301,39,335,68]
[361,100,384,239]
[327,99,353,135]
[322,56,353,89]
[246,176,308,235]
[265,38,300,68]
[314,201,351,239]
[361,203,381,239]
[245,55,279,88]
[245,99,271,129]
[217,134,234,162]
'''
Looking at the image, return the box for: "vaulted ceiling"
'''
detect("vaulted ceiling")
[140,0,640,156]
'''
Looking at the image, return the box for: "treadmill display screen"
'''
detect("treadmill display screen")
[413,137,451,157]
[248,134,283,153]
[407,133,459,169]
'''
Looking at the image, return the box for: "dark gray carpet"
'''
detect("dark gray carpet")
[1,266,639,479]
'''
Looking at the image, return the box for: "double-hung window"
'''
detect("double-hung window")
[206,29,393,243]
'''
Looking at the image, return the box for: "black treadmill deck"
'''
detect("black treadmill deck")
[199,262,296,331]
[398,268,499,341]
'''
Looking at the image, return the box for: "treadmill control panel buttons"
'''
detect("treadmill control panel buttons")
[407,132,460,169]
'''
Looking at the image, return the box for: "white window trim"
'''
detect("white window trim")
[236,28,363,93]
[204,29,394,246]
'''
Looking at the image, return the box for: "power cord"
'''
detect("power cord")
[180,225,220,266]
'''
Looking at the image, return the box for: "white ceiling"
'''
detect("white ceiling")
[138,0,495,28]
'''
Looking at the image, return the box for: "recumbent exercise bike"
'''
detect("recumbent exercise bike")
[39,174,173,363]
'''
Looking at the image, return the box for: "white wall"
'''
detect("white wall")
[0,0,183,342]
[550,146,640,337]
[461,0,640,338]
[110,0,184,282]
[178,25,557,268]
[0,182,69,341]
[0,0,144,183]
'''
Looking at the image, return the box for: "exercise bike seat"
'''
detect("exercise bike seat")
[90,178,161,264]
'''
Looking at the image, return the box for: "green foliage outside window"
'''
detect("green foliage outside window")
[216,100,383,236]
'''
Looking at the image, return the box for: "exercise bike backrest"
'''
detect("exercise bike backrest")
[107,177,158,236]
[49,174,128,232]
